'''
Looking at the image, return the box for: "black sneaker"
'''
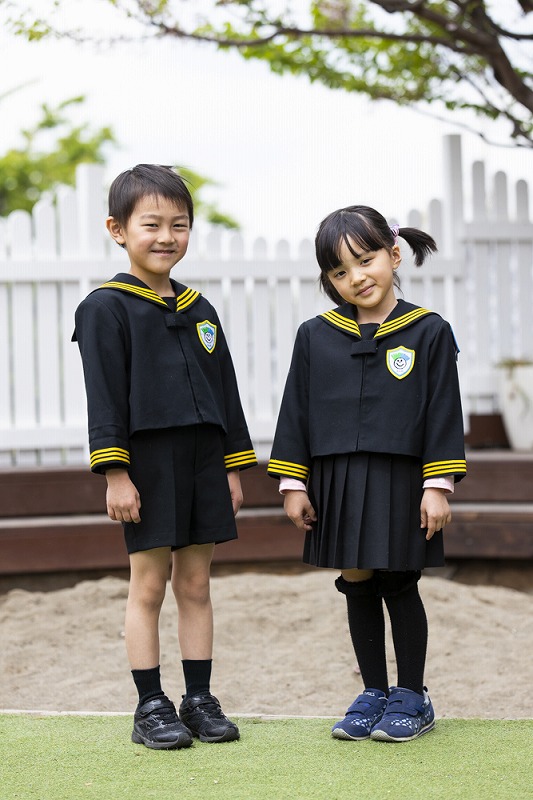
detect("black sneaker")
[132,695,193,750]
[179,693,240,743]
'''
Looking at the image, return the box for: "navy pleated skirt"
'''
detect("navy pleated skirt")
[304,452,445,571]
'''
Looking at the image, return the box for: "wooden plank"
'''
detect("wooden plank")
[0,506,531,575]
[0,468,107,517]
[3,455,533,517]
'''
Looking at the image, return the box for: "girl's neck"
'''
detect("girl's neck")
[356,298,398,325]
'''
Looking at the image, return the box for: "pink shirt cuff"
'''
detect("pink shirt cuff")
[279,477,307,494]
[423,476,454,493]
[280,476,454,494]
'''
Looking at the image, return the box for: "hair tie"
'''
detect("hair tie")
[390,224,400,244]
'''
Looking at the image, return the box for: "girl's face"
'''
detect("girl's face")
[327,238,401,323]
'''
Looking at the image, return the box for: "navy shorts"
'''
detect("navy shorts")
[123,425,238,554]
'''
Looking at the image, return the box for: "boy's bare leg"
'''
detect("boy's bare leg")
[171,543,215,659]
[171,543,239,742]
[125,546,171,669]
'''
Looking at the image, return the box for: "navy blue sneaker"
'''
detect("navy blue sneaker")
[331,689,387,740]
[370,686,435,742]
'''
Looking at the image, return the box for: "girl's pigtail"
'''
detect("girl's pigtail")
[397,227,437,267]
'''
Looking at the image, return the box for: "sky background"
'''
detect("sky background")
[1,1,531,251]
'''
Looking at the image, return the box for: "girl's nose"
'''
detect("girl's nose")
[349,266,365,284]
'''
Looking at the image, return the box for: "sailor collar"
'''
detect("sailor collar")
[97,273,201,313]
[319,299,434,340]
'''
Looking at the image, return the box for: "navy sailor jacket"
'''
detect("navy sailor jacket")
[73,273,257,475]
[267,299,466,484]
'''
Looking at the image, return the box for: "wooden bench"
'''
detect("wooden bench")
[0,452,532,575]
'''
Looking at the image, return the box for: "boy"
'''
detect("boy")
[74,164,257,749]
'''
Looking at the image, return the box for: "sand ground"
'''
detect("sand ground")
[1,570,532,719]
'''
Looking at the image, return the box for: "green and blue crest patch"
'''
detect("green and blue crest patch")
[197,320,217,353]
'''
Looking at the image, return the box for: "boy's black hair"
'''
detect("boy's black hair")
[315,205,437,305]
[108,164,194,228]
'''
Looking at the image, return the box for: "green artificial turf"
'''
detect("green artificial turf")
[1,715,531,800]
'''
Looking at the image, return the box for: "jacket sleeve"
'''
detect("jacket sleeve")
[74,296,131,474]
[422,320,467,483]
[267,324,311,481]
[213,311,257,471]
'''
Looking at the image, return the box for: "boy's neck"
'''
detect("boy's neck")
[128,269,175,297]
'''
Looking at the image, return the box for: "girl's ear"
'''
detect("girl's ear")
[391,244,402,268]
[106,216,126,245]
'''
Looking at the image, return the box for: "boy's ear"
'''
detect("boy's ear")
[106,216,126,245]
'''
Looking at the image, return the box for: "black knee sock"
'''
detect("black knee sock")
[131,665,164,707]
[336,576,389,694]
[384,583,428,696]
[182,659,212,698]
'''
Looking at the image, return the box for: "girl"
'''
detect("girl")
[268,205,466,743]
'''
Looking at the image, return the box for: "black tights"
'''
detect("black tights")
[336,571,428,696]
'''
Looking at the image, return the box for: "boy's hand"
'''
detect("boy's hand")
[105,469,141,523]
[283,490,317,532]
[227,470,243,516]
[420,487,451,540]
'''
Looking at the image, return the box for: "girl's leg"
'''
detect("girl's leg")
[380,571,427,696]
[337,568,389,694]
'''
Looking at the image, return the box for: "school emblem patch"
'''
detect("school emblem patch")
[197,320,217,353]
[386,346,415,380]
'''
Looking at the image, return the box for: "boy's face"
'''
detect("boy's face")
[106,195,190,293]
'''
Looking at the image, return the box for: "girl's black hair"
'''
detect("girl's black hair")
[315,205,437,305]
[108,164,194,228]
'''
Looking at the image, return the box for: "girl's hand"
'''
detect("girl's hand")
[227,470,244,516]
[284,490,317,532]
[105,468,141,523]
[420,488,451,540]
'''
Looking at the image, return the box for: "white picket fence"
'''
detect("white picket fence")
[0,134,532,466]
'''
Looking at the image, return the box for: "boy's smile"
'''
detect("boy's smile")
[106,195,191,295]
[328,239,401,323]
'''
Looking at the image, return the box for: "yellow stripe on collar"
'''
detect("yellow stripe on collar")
[320,310,361,337]
[100,281,168,307]
[100,281,201,312]
[375,308,433,337]
[177,287,200,311]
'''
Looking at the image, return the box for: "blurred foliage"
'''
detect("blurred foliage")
[3,0,528,147]
[0,95,115,216]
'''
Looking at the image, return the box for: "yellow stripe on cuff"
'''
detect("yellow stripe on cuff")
[267,459,310,480]
[423,459,467,478]
[224,450,257,469]
[90,447,130,467]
